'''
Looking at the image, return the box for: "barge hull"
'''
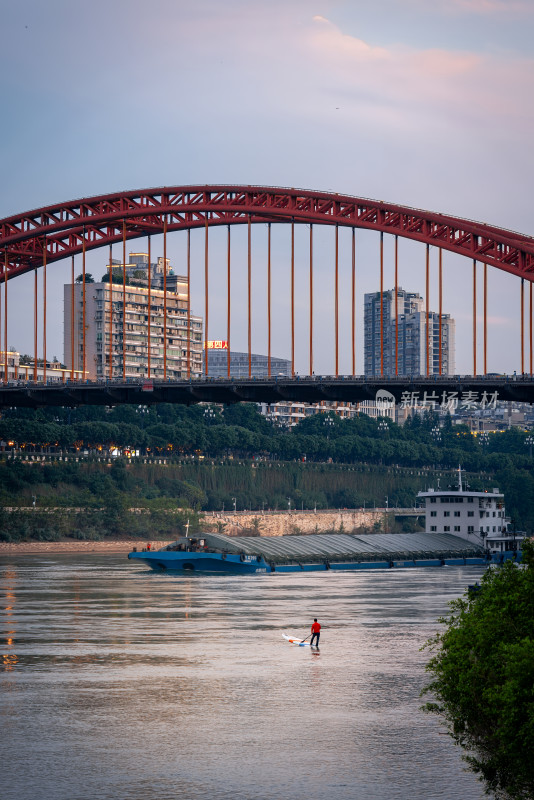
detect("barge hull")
[129,551,517,574]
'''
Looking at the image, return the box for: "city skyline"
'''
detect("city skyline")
[1,1,532,375]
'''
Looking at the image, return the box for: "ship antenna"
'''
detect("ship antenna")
[185,518,190,538]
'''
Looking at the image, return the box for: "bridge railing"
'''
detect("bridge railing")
[1,372,526,386]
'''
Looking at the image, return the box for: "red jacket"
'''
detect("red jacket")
[311,622,321,633]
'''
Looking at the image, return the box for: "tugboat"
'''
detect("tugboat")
[417,466,524,563]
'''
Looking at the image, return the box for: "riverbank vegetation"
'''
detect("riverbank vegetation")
[0,505,198,543]
[1,403,533,474]
[0,402,533,539]
[423,540,534,799]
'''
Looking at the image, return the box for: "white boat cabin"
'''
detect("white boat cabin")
[417,467,524,554]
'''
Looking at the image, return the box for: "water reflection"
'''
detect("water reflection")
[0,555,485,800]
[2,567,18,671]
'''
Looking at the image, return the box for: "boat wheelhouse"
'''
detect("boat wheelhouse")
[417,467,524,557]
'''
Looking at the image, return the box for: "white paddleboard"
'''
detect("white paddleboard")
[283,633,311,647]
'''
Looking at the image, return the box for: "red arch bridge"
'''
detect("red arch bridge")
[1,184,534,408]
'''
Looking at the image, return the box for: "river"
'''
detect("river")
[0,554,486,800]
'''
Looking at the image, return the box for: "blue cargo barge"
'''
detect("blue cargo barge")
[127,531,515,574]
[129,546,269,573]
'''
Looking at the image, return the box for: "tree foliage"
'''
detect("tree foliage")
[422,540,534,799]
[2,403,534,527]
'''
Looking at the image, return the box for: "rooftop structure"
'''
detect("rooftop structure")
[0,351,86,383]
[110,251,186,292]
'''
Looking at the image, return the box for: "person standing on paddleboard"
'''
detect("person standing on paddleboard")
[310,618,321,647]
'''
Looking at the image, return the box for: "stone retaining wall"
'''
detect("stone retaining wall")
[202,510,387,537]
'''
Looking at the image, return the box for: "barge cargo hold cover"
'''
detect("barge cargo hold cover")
[128,532,493,573]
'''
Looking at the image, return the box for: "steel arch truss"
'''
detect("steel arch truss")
[1,185,534,281]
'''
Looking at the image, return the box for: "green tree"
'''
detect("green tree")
[222,403,271,433]
[422,540,534,799]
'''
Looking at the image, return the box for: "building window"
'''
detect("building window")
[467,526,474,533]
[444,511,450,517]
[468,511,474,517]
[454,511,460,517]
[430,511,437,517]
[430,526,437,532]
[444,526,450,532]
[430,497,436,503]
[454,525,460,532]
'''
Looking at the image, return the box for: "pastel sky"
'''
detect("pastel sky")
[1,0,533,374]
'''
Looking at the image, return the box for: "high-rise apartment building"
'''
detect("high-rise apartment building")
[364,287,455,376]
[64,252,203,380]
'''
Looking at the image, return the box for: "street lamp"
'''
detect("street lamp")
[431,425,442,444]
[136,405,149,428]
[511,518,518,553]
[232,497,237,514]
[204,406,216,424]
[323,415,335,439]
[287,498,291,512]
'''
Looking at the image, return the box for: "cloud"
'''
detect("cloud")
[409,0,532,14]
[444,0,531,13]
[310,16,392,64]
[305,15,534,136]
[486,315,515,326]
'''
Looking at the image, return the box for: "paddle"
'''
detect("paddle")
[300,634,312,644]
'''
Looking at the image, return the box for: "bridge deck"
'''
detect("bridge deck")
[0,375,532,407]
